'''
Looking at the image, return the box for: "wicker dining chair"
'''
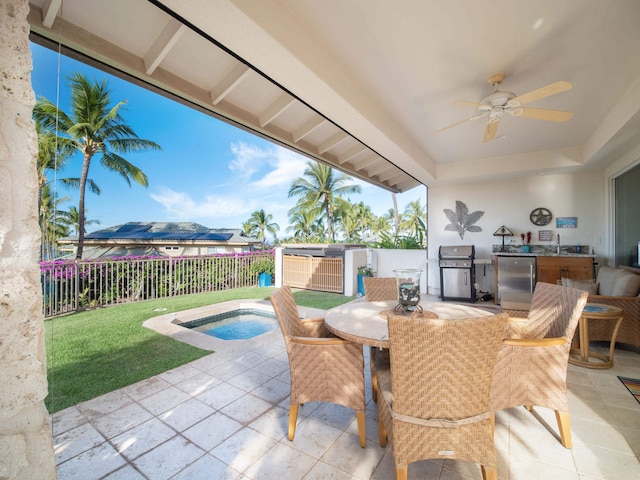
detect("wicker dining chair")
[363,276,397,302]
[363,277,397,402]
[269,286,366,448]
[491,281,588,448]
[377,312,508,480]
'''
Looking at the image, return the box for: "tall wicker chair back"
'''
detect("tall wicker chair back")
[377,313,508,480]
[270,286,366,447]
[363,277,398,301]
[363,277,397,402]
[491,282,588,448]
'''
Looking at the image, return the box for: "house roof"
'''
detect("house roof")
[61,222,261,245]
[28,0,640,189]
[59,245,166,260]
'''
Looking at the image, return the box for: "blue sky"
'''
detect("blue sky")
[31,42,425,238]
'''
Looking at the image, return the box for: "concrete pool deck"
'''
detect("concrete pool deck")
[53,312,640,479]
[143,299,326,351]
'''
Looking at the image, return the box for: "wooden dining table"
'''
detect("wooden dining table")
[324,300,495,349]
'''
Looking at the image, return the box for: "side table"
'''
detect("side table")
[569,303,624,369]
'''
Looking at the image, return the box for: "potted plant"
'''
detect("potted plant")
[521,231,532,253]
[357,265,374,296]
[251,256,275,287]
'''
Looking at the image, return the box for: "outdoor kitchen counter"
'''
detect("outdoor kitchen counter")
[493,254,596,303]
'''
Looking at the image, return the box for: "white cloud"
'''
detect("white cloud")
[150,140,426,234]
[228,141,274,180]
[149,186,258,220]
[249,147,307,190]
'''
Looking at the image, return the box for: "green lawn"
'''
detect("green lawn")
[45,287,354,413]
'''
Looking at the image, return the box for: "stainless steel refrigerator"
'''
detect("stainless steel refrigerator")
[496,256,536,304]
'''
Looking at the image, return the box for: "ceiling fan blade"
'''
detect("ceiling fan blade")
[508,80,572,107]
[430,113,487,136]
[482,119,499,143]
[515,107,574,122]
[454,101,486,108]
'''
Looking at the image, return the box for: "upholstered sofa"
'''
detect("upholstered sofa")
[562,265,640,350]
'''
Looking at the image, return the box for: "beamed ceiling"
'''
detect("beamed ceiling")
[28,0,640,192]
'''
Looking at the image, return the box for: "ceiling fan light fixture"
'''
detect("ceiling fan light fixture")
[488,113,501,124]
[481,90,516,107]
[431,74,573,143]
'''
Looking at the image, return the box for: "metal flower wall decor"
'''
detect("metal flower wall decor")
[443,200,484,239]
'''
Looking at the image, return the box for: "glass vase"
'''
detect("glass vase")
[393,269,423,308]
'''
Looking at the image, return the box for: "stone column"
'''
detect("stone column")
[0,0,57,478]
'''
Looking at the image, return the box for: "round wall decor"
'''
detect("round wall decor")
[530,207,552,226]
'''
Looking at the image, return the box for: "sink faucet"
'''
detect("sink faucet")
[557,234,561,254]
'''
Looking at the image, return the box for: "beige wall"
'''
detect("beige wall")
[0,0,57,478]
[426,170,606,295]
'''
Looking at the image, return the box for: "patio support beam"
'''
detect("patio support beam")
[337,144,367,164]
[367,162,393,178]
[354,155,381,172]
[318,131,349,154]
[293,116,325,142]
[210,63,251,105]
[144,19,186,75]
[41,0,61,28]
[378,169,406,183]
[259,93,296,127]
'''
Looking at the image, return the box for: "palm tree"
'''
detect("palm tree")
[33,72,161,259]
[39,184,71,259]
[62,206,101,236]
[36,119,102,196]
[288,162,361,242]
[36,119,103,259]
[338,203,359,242]
[370,215,392,241]
[391,193,400,237]
[245,209,280,246]
[354,201,374,241]
[286,208,323,241]
[399,198,427,245]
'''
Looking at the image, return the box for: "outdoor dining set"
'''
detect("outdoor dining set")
[269,271,591,480]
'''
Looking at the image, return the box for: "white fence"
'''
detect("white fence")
[40,252,273,317]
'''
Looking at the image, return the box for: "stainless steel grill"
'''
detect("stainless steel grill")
[439,245,476,302]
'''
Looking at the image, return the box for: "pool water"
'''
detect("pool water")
[182,309,277,340]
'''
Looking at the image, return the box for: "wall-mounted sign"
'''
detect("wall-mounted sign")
[556,217,577,228]
[538,230,553,241]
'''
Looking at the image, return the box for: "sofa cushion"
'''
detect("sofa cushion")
[596,266,619,296]
[612,268,640,297]
[561,277,599,295]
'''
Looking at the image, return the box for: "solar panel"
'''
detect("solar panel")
[116,224,152,233]
[85,230,233,241]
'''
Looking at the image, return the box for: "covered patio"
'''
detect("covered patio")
[52,298,640,479]
[1,1,640,478]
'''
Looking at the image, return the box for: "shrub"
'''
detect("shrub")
[251,256,275,275]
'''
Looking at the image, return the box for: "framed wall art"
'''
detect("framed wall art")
[556,217,577,228]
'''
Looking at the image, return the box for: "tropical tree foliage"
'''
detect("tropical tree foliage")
[39,184,71,259]
[285,208,324,242]
[243,209,280,246]
[62,206,101,236]
[399,198,427,245]
[288,162,361,242]
[33,72,161,259]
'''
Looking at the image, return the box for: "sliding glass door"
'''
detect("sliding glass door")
[614,163,640,267]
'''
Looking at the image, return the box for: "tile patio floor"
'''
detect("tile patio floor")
[52,300,640,480]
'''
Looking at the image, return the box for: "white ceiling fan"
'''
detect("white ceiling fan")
[432,74,573,143]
